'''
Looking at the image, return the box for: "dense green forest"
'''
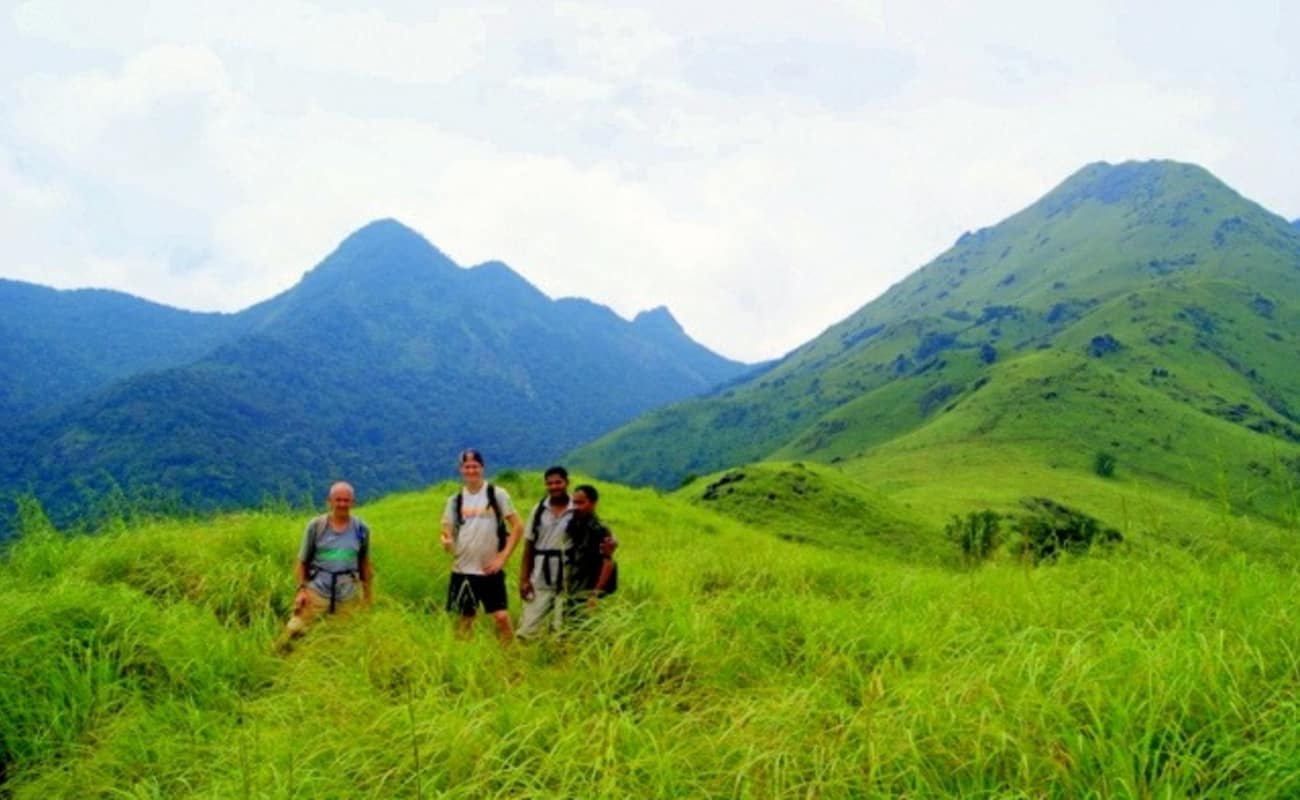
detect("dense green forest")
[0,221,746,536]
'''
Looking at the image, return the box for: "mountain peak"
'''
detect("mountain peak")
[334,218,449,259]
[632,305,685,336]
[1035,159,1245,221]
[296,218,459,296]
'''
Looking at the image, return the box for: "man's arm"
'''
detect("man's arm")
[592,557,615,596]
[359,554,374,606]
[518,506,539,596]
[588,528,617,608]
[519,538,536,599]
[293,560,310,610]
[485,511,524,575]
[294,523,315,610]
[440,518,454,553]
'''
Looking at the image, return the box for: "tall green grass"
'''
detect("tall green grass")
[3,477,1300,797]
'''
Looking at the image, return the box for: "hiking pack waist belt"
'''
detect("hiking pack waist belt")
[535,549,565,589]
[311,568,360,613]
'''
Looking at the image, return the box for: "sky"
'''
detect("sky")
[1,1,1297,363]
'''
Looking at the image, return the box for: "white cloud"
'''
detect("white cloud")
[510,73,616,104]
[13,0,490,83]
[14,44,232,166]
[2,0,1298,362]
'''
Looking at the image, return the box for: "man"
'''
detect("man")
[279,481,373,649]
[566,483,618,612]
[517,466,576,638]
[440,448,523,641]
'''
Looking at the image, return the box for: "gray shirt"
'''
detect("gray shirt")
[525,497,574,588]
[442,483,516,575]
[298,515,368,602]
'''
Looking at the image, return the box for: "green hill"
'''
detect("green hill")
[675,461,937,559]
[2,472,1299,797]
[570,161,1300,526]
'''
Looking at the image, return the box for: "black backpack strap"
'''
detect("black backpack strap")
[534,549,565,589]
[355,520,369,559]
[305,514,327,572]
[487,483,508,551]
[531,498,547,538]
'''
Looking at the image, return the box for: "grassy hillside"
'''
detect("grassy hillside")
[3,472,1299,797]
[569,161,1300,510]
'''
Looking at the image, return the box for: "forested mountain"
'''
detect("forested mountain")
[0,281,255,422]
[571,161,1300,519]
[0,220,746,530]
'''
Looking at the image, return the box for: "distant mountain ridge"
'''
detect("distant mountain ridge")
[1,220,747,530]
[0,280,258,422]
[571,160,1300,519]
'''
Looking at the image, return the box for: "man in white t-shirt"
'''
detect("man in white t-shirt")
[439,448,523,641]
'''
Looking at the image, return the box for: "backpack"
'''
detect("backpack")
[453,483,509,551]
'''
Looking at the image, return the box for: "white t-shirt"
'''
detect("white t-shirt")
[442,483,516,575]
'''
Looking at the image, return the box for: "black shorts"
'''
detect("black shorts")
[446,571,508,616]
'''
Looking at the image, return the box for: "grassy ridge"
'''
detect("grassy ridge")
[3,473,1300,797]
[569,161,1300,501]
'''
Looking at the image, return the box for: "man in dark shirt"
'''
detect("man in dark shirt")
[565,484,617,612]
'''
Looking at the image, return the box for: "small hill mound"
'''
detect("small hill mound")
[677,461,936,559]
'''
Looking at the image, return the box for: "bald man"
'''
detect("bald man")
[280,481,374,646]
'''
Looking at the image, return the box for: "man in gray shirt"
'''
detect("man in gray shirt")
[279,481,373,650]
[440,448,523,641]
[517,466,575,638]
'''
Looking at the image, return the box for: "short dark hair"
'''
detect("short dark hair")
[573,484,599,503]
[459,448,484,466]
[544,465,569,480]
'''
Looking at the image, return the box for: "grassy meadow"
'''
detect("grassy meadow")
[3,465,1300,798]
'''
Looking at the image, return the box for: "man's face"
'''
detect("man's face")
[329,487,354,517]
[571,491,593,517]
[545,473,569,501]
[460,459,484,483]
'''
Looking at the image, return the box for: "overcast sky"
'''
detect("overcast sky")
[2,1,1296,362]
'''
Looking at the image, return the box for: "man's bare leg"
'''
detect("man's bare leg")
[491,609,514,643]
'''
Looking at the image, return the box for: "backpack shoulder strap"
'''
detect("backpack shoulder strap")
[305,514,328,564]
[454,490,465,526]
[486,483,508,551]
[354,519,369,557]
[531,497,547,537]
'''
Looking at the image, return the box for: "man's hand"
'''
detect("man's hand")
[439,530,454,553]
[293,588,310,613]
[519,577,535,601]
[483,555,506,575]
